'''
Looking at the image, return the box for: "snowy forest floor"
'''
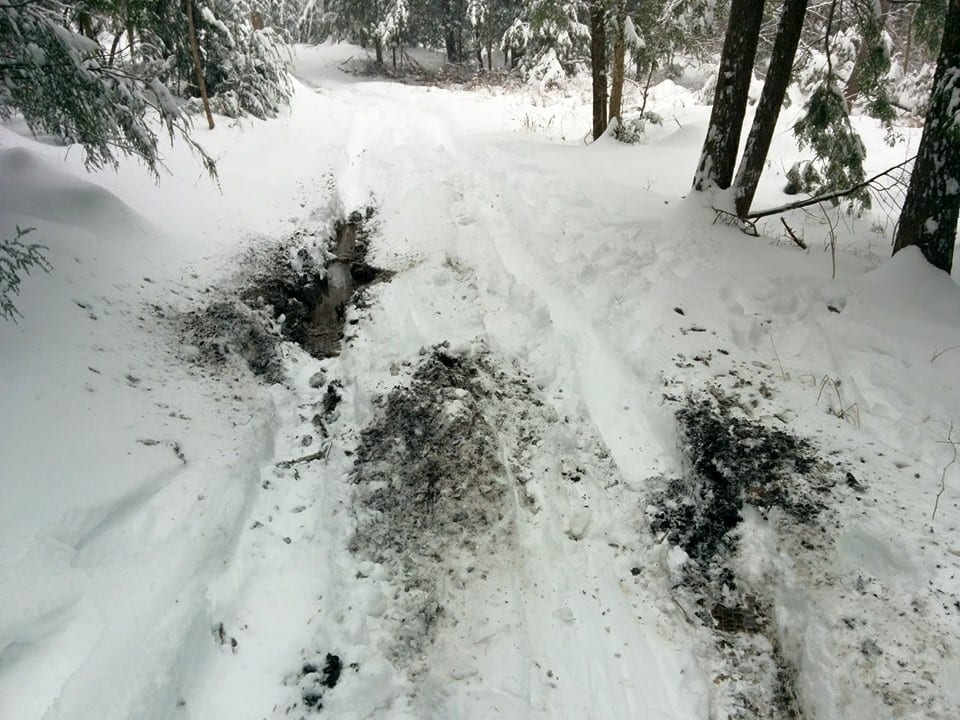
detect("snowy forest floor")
[2,43,960,720]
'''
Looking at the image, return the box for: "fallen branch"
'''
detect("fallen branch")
[746,156,916,220]
[931,345,960,363]
[933,422,956,521]
[780,217,807,249]
[275,443,331,468]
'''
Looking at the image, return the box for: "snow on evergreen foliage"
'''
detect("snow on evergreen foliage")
[0,227,50,323]
[791,82,870,210]
[0,1,195,175]
[143,0,292,121]
[503,0,590,79]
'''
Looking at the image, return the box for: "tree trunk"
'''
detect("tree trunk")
[902,5,916,76]
[608,1,626,124]
[589,1,608,140]
[122,0,135,56]
[375,39,384,65]
[443,0,457,62]
[475,24,483,70]
[843,0,892,103]
[486,26,493,70]
[733,0,808,217]
[891,0,960,272]
[108,30,123,66]
[692,0,765,191]
[185,0,214,130]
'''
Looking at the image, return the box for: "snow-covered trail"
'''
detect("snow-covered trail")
[162,60,714,719]
[4,42,959,720]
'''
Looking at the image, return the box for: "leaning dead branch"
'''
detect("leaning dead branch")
[745,156,916,220]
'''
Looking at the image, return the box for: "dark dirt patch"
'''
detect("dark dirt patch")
[648,389,834,720]
[178,209,388,380]
[649,396,824,574]
[347,342,558,665]
[295,653,349,712]
[180,300,285,383]
[350,344,510,658]
[244,209,389,360]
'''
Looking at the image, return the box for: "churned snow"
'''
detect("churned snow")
[1,42,959,720]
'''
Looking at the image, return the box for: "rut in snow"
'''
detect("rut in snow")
[178,208,388,380]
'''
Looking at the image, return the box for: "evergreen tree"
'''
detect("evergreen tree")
[138,1,292,120]
[0,0,212,176]
[503,1,590,81]
[892,0,960,272]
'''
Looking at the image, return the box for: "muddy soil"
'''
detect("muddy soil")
[349,344,513,660]
[179,209,387,379]
[647,389,834,719]
[298,210,386,358]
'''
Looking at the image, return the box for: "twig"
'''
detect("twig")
[768,332,789,379]
[275,443,331,468]
[933,422,956,520]
[820,203,838,279]
[670,592,693,625]
[931,345,960,363]
[712,207,759,236]
[780,218,807,249]
[816,375,861,427]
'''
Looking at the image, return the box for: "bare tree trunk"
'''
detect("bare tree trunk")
[475,24,483,70]
[108,30,123,66]
[185,0,215,130]
[902,5,916,75]
[693,0,764,191]
[892,0,960,272]
[733,0,808,217]
[608,1,626,124]
[843,0,892,103]
[486,25,493,70]
[375,39,384,65]
[122,0,135,56]
[589,1,608,140]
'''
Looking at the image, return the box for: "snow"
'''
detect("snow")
[2,42,959,720]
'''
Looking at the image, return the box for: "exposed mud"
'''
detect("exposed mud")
[244,208,388,360]
[350,343,513,661]
[648,389,834,720]
[297,210,387,359]
[650,395,824,579]
[178,209,388,379]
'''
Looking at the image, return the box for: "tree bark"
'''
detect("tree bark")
[693,0,765,191]
[892,0,960,272]
[475,24,483,70]
[843,0,892,103]
[589,1,608,140]
[443,0,458,62]
[122,0,135,56]
[902,5,916,76]
[185,0,214,130]
[608,1,626,124]
[733,0,808,217]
